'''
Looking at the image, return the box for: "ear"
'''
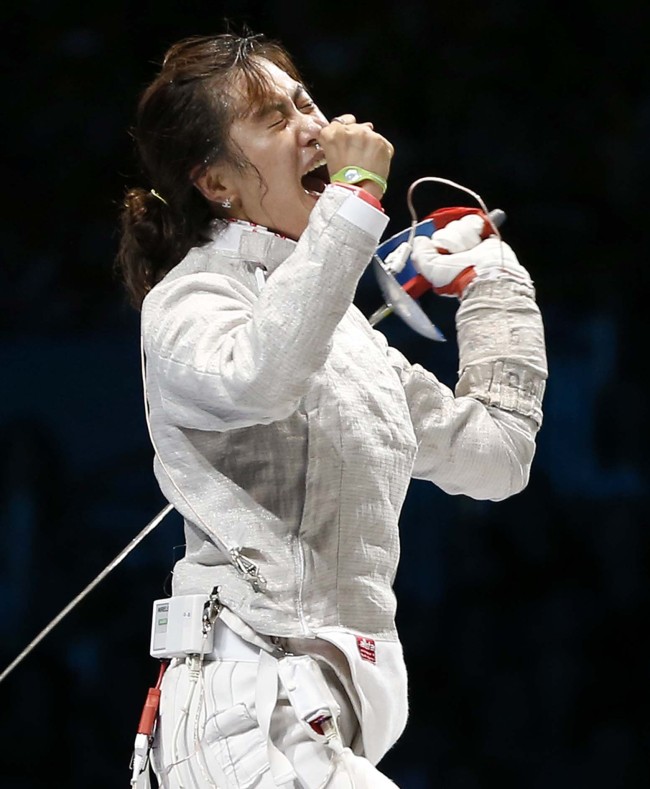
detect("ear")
[192,163,234,204]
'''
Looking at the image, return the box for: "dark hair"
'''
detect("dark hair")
[116,33,302,309]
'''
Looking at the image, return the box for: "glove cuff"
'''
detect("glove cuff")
[432,266,476,298]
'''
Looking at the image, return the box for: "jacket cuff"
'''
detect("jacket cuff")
[327,183,389,240]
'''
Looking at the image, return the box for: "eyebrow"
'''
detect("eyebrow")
[253,83,309,119]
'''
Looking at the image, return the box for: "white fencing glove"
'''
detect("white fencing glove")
[411,214,532,298]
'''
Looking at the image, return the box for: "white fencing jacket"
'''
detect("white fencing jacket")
[141,184,547,762]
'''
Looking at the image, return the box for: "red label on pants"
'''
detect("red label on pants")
[356,636,376,663]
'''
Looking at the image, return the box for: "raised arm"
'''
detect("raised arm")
[142,186,388,430]
[381,215,547,501]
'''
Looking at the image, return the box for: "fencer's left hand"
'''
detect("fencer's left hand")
[411,214,532,298]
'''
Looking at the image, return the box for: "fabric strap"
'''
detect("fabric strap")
[256,650,297,786]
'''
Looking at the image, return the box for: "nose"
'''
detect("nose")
[297,111,327,148]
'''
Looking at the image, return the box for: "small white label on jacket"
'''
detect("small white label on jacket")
[254,267,267,291]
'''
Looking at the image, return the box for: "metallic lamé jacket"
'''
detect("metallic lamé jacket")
[141,185,547,643]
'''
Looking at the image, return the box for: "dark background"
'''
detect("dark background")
[1,1,648,787]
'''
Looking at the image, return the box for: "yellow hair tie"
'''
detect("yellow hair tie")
[150,189,168,206]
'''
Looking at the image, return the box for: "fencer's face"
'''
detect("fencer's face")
[216,61,330,239]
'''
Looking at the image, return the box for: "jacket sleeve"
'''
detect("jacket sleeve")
[380,277,548,501]
[142,186,389,430]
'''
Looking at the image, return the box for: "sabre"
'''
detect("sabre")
[0,504,174,685]
[369,207,506,338]
[368,175,507,339]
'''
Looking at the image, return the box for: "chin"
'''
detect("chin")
[281,199,319,240]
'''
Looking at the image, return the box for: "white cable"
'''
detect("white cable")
[172,654,203,788]
[405,175,505,267]
[171,706,190,788]
[193,670,219,789]
[0,502,174,686]
[183,648,215,786]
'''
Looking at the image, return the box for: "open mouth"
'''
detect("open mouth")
[301,162,329,196]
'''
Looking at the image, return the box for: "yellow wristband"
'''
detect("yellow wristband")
[330,166,387,195]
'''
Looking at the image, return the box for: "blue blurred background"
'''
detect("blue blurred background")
[1,1,648,787]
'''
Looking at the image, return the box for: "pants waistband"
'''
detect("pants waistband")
[204,619,263,662]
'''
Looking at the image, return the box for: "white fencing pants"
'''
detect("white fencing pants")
[150,640,399,788]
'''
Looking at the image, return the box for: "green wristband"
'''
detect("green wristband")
[330,166,388,194]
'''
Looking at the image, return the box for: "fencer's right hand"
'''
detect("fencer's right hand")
[318,114,394,201]
[411,214,532,298]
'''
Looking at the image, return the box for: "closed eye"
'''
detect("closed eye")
[268,103,314,129]
[265,88,317,128]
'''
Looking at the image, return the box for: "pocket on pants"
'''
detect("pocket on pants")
[203,702,272,789]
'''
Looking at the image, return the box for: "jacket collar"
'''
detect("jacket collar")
[210,219,297,275]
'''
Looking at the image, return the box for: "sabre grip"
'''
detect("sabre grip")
[404,207,505,299]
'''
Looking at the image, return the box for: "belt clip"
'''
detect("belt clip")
[230,547,267,592]
[201,586,223,637]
